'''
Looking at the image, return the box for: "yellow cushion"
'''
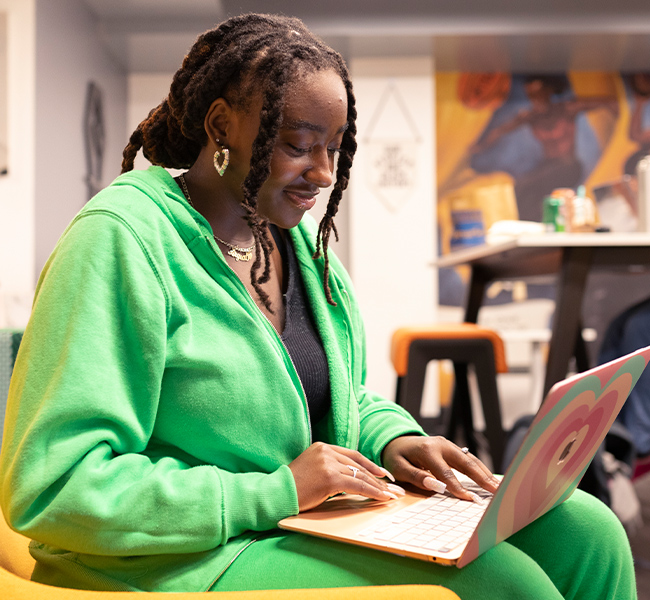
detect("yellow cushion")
[0,513,460,599]
[0,513,35,579]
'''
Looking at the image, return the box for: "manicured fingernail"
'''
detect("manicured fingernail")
[380,467,395,482]
[469,492,484,505]
[423,477,447,494]
[383,491,399,500]
[387,483,406,496]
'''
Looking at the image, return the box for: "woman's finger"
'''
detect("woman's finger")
[332,446,395,481]
[390,452,478,502]
[342,464,405,497]
[444,446,500,492]
[413,437,500,493]
[382,436,498,503]
[289,442,404,511]
[458,447,494,479]
[418,443,497,501]
[337,463,402,501]
[335,454,405,499]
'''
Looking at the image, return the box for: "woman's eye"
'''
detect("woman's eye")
[288,144,311,155]
[286,144,341,157]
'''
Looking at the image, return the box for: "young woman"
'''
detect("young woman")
[0,13,636,599]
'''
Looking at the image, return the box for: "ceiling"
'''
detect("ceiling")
[82,0,650,73]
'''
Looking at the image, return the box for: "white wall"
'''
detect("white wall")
[349,57,437,401]
[34,0,127,280]
[0,13,7,175]
[127,73,173,173]
[0,0,128,327]
[0,0,35,328]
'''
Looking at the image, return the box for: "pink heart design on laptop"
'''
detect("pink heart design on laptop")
[459,350,649,569]
[524,390,617,520]
[503,373,633,536]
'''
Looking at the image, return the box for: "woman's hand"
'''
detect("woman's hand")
[381,435,500,503]
[288,442,404,512]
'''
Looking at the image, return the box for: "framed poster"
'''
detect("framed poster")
[436,71,650,365]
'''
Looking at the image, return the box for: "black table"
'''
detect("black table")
[436,232,650,396]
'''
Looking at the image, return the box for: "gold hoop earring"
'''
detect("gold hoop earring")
[214,139,230,177]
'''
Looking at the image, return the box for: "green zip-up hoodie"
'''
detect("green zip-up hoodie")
[0,166,424,592]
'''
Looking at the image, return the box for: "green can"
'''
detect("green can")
[542,196,565,232]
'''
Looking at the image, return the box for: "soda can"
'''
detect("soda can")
[542,196,565,232]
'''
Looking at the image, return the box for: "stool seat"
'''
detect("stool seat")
[391,324,508,377]
[391,323,507,470]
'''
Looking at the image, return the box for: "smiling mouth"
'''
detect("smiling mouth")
[284,189,318,210]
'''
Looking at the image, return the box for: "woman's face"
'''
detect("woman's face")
[632,73,650,97]
[524,79,552,104]
[228,68,349,229]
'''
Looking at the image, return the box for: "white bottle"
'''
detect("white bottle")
[636,155,650,232]
[571,185,596,232]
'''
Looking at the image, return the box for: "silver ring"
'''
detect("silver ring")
[460,447,469,454]
[347,465,359,478]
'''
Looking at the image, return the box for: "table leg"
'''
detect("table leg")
[464,266,489,324]
[573,320,590,374]
[543,247,593,397]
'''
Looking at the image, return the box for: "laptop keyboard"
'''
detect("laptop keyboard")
[357,484,492,554]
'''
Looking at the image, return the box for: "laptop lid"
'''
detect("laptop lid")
[457,343,650,566]
[280,345,650,568]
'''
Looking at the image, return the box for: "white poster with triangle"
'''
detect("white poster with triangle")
[364,81,422,212]
[349,56,435,402]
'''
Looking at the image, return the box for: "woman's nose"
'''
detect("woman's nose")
[306,148,334,189]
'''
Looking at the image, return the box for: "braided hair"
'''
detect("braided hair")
[121,13,357,308]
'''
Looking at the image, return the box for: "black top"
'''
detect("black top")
[270,226,332,428]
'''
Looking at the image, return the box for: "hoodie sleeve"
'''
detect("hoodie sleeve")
[353,308,427,465]
[0,209,298,557]
[320,241,426,465]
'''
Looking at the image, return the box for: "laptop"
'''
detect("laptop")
[279,345,650,568]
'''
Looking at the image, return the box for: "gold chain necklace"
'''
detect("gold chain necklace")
[178,173,255,262]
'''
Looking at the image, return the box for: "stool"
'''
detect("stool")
[391,323,508,470]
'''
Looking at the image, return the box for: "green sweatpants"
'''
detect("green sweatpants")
[213,490,637,600]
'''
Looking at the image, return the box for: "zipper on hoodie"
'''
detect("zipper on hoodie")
[205,537,258,591]
[340,286,360,451]
[209,237,312,445]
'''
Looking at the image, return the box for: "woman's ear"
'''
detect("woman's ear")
[204,98,233,146]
